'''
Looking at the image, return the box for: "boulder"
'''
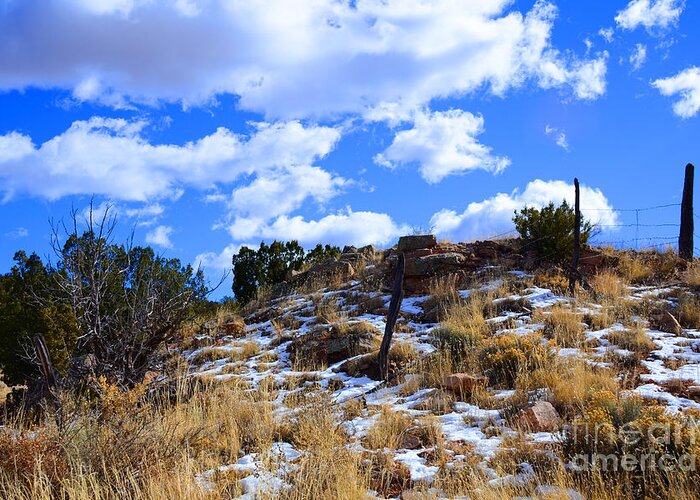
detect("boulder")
[578,246,608,273]
[688,386,700,399]
[442,374,488,396]
[339,252,363,262]
[516,401,561,432]
[397,235,437,253]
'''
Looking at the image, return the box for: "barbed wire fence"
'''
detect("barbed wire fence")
[582,202,685,253]
[482,201,699,256]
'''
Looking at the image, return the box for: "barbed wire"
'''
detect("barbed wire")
[581,203,680,213]
[483,201,699,255]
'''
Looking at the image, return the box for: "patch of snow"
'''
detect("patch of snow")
[394,450,439,482]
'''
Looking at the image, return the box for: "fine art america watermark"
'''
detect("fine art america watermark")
[568,419,700,473]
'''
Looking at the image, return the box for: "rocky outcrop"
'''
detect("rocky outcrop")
[340,244,377,263]
[397,235,437,253]
[388,238,520,294]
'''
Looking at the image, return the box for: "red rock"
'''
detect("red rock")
[516,401,561,432]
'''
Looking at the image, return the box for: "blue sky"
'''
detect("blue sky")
[1,0,699,297]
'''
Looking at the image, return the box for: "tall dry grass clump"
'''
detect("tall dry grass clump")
[682,261,700,289]
[617,252,654,284]
[676,293,700,329]
[515,359,618,418]
[533,304,586,348]
[590,269,627,300]
[432,294,488,361]
[605,327,656,358]
[423,274,462,322]
[364,407,414,450]
[0,374,283,498]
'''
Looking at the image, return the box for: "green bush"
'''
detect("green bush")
[232,241,340,304]
[513,200,593,264]
[0,252,80,386]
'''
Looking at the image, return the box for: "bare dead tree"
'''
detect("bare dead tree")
[48,201,208,387]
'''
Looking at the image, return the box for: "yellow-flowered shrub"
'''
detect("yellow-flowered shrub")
[479,333,554,387]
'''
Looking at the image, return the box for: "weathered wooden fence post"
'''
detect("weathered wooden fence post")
[379,252,405,381]
[569,177,581,294]
[679,163,694,260]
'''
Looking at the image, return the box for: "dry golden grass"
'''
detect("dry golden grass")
[533,304,586,348]
[421,274,463,323]
[442,296,489,337]
[363,407,413,450]
[432,296,487,362]
[408,349,456,390]
[617,252,654,284]
[533,270,569,294]
[590,269,627,299]
[237,340,261,360]
[189,347,232,365]
[516,359,618,418]
[0,374,285,498]
[683,261,700,289]
[605,327,657,357]
[676,293,700,329]
[315,296,346,325]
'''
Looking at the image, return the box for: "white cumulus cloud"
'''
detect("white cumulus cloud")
[652,67,700,118]
[429,179,618,243]
[232,209,409,248]
[615,0,684,32]
[145,225,174,248]
[195,243,248,272]
[0,0,608,119]
[0,117,341,201]
[629,44,647,71]
[598,27,614,43]
[374,109,510,183]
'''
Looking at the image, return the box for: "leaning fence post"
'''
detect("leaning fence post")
[379,252,405,381]
[679,163,694,260]
[569,178,581,294]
